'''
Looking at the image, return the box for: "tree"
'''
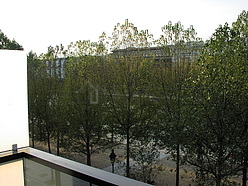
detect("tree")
[110,19,153,50]
[64,41,111,166]
[101,20,156,177]
[41,46,69,156]
[232,11,248,186]
[130,140,163,184]
[27,45,69,154]
[0,29,23,50]
[185,11,248,185]
[103,53,155,177]
[153,21,202,186]
[27,51,42,147]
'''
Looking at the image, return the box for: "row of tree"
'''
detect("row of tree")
[27,11,247,185]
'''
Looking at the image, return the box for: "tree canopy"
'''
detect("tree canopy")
[27,10,248,185]
[0,29,23,50]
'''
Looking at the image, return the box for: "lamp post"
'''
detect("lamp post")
[109,149,116,173]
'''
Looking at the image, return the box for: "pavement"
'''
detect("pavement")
[103,150,170,176]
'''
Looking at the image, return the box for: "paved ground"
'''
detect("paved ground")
[33,142,242,185]
[34,142,195,185]
[103,150,170,176]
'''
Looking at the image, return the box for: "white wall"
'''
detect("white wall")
[0,159,24,186]
[0,50,29,152]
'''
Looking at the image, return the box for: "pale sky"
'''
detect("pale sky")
[1,0,247,55]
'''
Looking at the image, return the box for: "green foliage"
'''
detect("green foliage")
[28,50,67,153]
[27,11,248,184]
[64,53,110,165]
[130,141,163,183]
[0,30,23,50]
[153,20,203,186]
[110,19,154,50]
[103,47,156,177]
[156,21,201,46]
[184,10,248,185]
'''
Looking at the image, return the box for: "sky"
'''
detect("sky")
[1,0,247,55]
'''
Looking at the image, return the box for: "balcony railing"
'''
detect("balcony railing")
[0,147,151,186]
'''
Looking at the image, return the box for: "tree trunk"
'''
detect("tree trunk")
[111,127,114,144]
[47,133,51,153]
[32,137,35,148]
[31,121,35,148]
[56,131,60,156]
[216,133,224,186]
[126,128,130,178]
[38,119,43,141]
[86,153,91,166]
[86,137,91,166]
[242,156,247,186]
[176,143,180,186]
[216,159,222,186]
[196,144,205,184]
[216,177,221,186]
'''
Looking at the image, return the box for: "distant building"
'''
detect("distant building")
[46,58,67,79]
[45,42,204,78]
[111,42,204,67]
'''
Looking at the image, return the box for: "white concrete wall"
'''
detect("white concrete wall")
[0,159,24,186]
[0,50,29,152]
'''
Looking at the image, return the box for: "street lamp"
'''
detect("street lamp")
[109,149,116,173]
